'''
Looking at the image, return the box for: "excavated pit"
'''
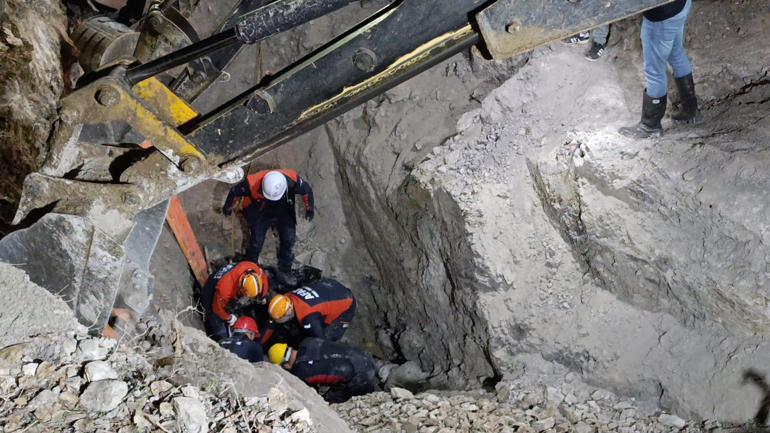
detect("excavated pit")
[148,0,770,423]
[1,0,769,430]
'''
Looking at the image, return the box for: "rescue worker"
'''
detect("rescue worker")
[222,169,315,285]
[620,0,699,138]
[219,317,264,362]
[200,261,269,341]
[268,338,376,403]
[267,278,355,342]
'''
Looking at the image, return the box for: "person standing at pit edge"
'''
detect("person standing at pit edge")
[223,169,315,286]
[620,0,700,138]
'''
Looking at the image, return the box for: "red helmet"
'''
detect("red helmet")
[232,317,260,337]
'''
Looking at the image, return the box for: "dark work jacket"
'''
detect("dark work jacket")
[219,334,265,363]
[288,279,355,339]
[644,0,686,21]
[291,338,375,403]
[223,169,314,224]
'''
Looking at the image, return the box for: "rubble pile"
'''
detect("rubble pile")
[335,385,718,433]
[0,332,316,433]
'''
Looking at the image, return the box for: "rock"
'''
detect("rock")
[28,389,58,410]
[79,380,128,412]
[159,401,174,418]
[545,386,564,404]
[22,362,39,376]
[658,413,686,428]
[290,408,313,426]
[574,421,592,433]
[150,380,173,396]
[173,396,209,433]
[76,339,112,362]
[532,417,555,432]
[422,393,441,403]
[59,391,79,409]
[590,389,615,401]
[181,385,201,399]
[391,387,415,400]
[84,360,118,382]
[268,386,290,414]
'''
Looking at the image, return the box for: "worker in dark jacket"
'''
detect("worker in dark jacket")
[268,338,376,403]
[620,0,699,138]
[266,278,355,342]
[219,317,264,362]
[200,261,269,341]
[222,169,315,285]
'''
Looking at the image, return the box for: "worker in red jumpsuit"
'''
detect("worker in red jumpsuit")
[219,317,264,362]
[222,169,315,286]
[268,338,376,403]
[266,278,355,342]
[200,261,269,341]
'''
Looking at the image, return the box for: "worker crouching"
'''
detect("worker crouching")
[200,261,269,341]
[219,317,264,362]
[269,338,376,403]
[267,278,355,341]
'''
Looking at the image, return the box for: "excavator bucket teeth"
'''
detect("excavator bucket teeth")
[0,214,124,331]
[0,201,170,332]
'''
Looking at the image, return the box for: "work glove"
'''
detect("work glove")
[222,205,232,216]
[305,208,315,221]
[227,314,238,326]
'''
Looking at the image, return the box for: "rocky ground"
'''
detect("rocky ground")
[0,263,352,432]
[0,334,316,433]
[335,385,711,433]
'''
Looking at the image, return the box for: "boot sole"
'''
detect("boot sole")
[672,113,704,125]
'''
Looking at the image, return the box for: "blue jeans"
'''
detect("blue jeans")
[592,25,609,45]
[641,0,693,98]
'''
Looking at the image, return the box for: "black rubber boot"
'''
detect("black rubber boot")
[671,73,700,123]
[276,267,297,287]
[619,92,667,139]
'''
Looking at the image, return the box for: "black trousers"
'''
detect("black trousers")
[200,278,230,342]
[245,212,296,270]
[324,298,357,341]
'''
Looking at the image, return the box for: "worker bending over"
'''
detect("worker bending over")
[267,278,355,341]
[222,169,315,285]
[201,261,269,341]
[268,338,376,403]
[219,317,264,362]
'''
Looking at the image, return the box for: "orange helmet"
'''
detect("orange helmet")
[268,295,295,323]
[233,317,260,337]
[240,267,268,300]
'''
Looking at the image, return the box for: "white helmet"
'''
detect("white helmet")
[262,171,287,201]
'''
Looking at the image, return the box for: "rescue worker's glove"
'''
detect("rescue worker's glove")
[305,208,315,221]
[227,314,238,326]
[222,205,232,216]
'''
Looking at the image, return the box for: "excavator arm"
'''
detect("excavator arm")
[1,0,672,332]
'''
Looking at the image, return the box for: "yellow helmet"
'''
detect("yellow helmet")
[268,343,290,365]
[240,270,263,299]
[268,295,295,323]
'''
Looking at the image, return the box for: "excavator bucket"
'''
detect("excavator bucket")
[0,201,168,332]
[477,0,674,59]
